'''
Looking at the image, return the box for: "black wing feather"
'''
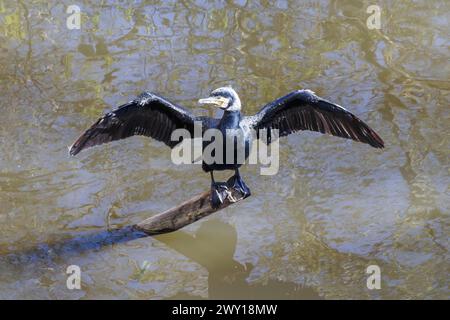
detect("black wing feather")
[69,92,205,156]
[245,90,384,148]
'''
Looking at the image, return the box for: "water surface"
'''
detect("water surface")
[0,0,448,299]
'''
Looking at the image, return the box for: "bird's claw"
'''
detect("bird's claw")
[227,174,251,200]
[211,182,229,209]
[210,175,251,208]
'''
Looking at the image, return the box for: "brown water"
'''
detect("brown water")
[0,0,448,299]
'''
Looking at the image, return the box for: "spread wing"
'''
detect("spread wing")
[69,92,210,156]
[243,90,384,148]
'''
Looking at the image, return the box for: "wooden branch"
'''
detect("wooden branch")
[133,181,248,235]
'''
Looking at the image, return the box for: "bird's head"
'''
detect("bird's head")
[198,86,241,111]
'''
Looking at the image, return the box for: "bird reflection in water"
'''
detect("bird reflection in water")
[0,220,320,299]
[156,220,321,300]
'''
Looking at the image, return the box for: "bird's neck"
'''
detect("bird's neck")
[220,110,241,127]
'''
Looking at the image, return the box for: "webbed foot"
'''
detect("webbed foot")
[227,174,251,200]
[211,182,229,209]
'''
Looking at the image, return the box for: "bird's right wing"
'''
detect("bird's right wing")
[69,92,202,156]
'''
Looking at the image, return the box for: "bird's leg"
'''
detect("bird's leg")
[210,171,228,208]
[228,168,251,199]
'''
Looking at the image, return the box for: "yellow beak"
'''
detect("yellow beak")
[198,96,229,109]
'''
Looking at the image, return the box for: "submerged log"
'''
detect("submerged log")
[133,180,248,235]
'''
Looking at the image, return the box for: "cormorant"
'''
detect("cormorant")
[69,87,384,207]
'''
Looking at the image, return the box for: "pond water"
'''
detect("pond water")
[0,0,448,299]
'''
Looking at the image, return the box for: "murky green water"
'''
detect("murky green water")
[0,0,448,299]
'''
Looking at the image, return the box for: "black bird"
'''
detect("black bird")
[69,87,384,207]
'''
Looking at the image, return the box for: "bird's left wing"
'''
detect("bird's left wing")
[242,90,384,148]
[69,92,201,156]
